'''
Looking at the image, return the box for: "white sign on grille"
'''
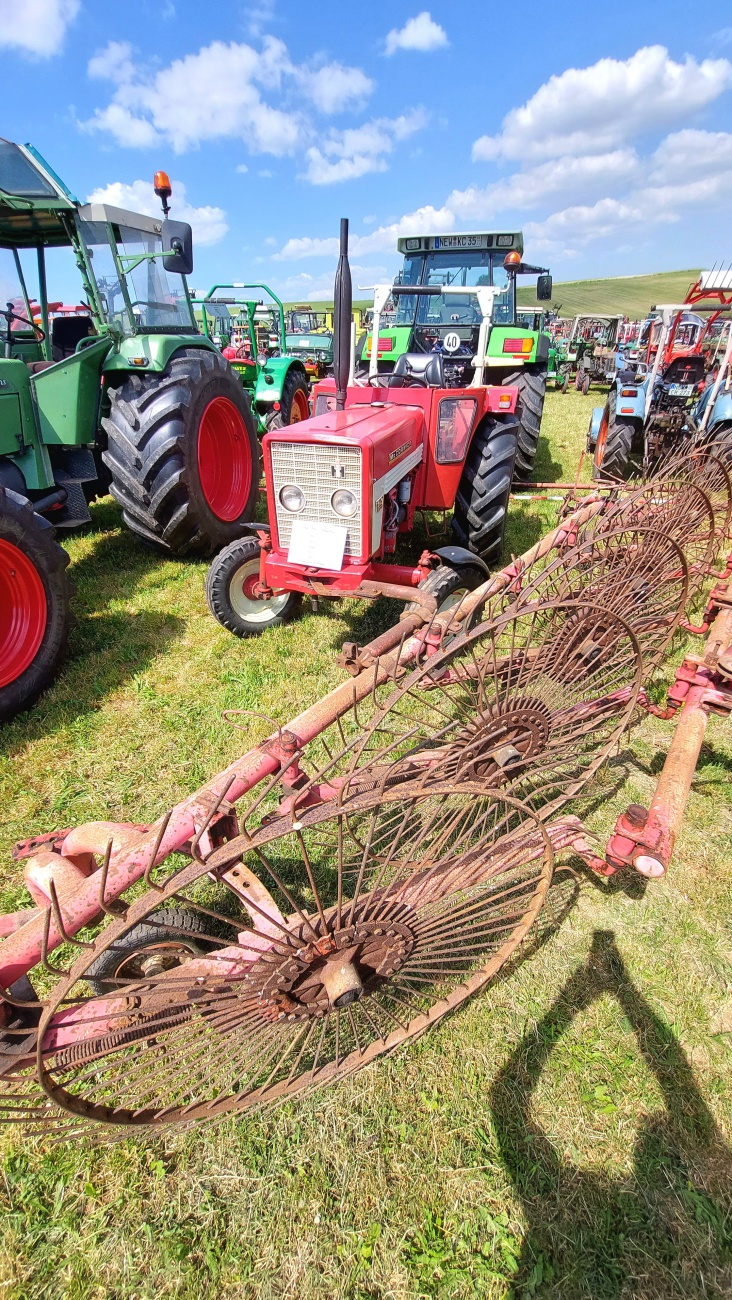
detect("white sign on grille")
[287,519,347,571]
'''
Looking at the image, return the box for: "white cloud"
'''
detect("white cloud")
[303,109,426,184]
[84,36,374,157]
[236,163,249,174]
[277,203,455,259]
[88,40,136,82]
[86,179,228,245]
[301,63,374,114]
[385,11,448,56]
[472,45,732,162]
[649,128,732,183]
[0,0,79,57]
[447,150,640,220]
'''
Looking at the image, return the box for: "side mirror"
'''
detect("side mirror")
[162,219,193,276]
[536,274,553,302]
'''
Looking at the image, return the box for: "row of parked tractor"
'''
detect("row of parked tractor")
[1,136,731,727]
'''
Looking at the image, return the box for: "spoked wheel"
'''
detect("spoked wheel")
[503,525,688,673]
[321,599,642,815]
[605,477,717,596]
[27,785,553,1130]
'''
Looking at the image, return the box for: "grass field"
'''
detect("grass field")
[1,389,732,1299]
[296,268,704,324]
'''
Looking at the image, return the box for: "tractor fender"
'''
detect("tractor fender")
[433,545,491,578]
[587,407,604,451]
[102,335,216,376]
[254,356,307,406]
[612,379,646,419]
[706,386,732,430]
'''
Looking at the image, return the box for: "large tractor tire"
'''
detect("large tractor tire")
[265,367,310,431]
[102,348,259,556]
[592,394,637,481]
[0,487,72,723]
[502,368,546,482]
[452,416,519,562]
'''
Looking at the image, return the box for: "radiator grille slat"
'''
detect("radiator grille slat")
[270,442,363,557]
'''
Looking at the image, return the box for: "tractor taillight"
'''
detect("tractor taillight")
[365,337,394,355]
[502,338,533,355]
[621,388,638,397]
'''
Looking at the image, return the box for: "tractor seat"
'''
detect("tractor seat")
[51,315,94,362]
[390,352,445,387]
[26,360,55,373]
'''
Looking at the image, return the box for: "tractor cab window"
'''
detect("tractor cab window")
[395,251,514,328]
[78,220,195,334]
[0,141,57,198]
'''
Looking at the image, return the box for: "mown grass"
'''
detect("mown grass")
[1,389,732,1299]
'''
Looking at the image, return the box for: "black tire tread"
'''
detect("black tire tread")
[502,368,546,481]
[593,408,635,481]
[102,348,258,555]
[206,536,301,637]
[451,417,518,561]
[265,366,310,431]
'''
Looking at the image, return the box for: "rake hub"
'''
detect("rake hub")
[244,916,416,1019]
[454,699,552,782]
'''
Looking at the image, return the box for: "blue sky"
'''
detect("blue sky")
[1,1,731,301]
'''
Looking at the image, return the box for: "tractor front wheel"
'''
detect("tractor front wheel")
[501,368,546,482]
[405,563,486,625]
[265,368,311,431]
[0,487,72,723]
[452,416,519,561]
[206,536,301,636]
[103,348,259,556]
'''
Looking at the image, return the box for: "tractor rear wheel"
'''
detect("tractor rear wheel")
[501,368,546,482]
[452,416,519,562]
[103,348,259,556]
[265,368,310,431]
[592,397,637,481]
[0,487,72,723]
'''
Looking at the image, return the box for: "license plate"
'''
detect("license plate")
[668,383,694,396]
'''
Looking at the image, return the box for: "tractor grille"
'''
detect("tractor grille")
[270,441,363,557]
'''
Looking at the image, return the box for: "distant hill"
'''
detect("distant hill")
[288,269,704,323]
[518,269,702,319]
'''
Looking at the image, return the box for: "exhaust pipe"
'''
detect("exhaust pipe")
[333,217,352,411]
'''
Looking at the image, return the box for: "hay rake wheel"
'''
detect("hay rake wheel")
[603,477,717,595]
[503,525,689,674]
[320,599,642,816]
[14,785,554,1131]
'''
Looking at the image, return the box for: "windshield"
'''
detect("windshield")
[396,251,513,328]
[0,141,57,198]
[78,220,195,334]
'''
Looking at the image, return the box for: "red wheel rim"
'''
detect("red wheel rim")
[289,388,309,424]
[197,397,253,522]
[0,538,47,688]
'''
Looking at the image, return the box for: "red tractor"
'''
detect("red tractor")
[206,221,520,636]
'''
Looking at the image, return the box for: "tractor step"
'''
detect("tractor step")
[51,480,91,528]
[50,447,97,484]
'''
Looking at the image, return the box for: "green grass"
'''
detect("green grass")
[517,269,703,320]
[2,389,732,1299]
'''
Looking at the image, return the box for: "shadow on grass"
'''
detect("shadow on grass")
[489,929,732,1298]
[529,433,564,485]
[0,610,185,757]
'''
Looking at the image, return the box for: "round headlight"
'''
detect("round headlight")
[279,484,305,513]
[331,488,357,518]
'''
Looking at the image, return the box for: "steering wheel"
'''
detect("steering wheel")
[369,372,429,389]
[1,303,45,342]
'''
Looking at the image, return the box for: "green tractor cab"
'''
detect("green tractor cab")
[199,284,310,429]
[357,232,552,480]
[0,141,259,721]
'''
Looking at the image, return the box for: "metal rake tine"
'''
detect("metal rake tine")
[143,811,173,891]
[191,775,238,863]
[98,838,129,916]
[41,903,66,975]
[48,878,94,950]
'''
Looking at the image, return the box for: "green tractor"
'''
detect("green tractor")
[0,141,259,721]
[357,232,552,480]
[199,284,311,427]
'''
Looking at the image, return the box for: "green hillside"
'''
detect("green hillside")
[289,269,704,323]
[520,268,701,318]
